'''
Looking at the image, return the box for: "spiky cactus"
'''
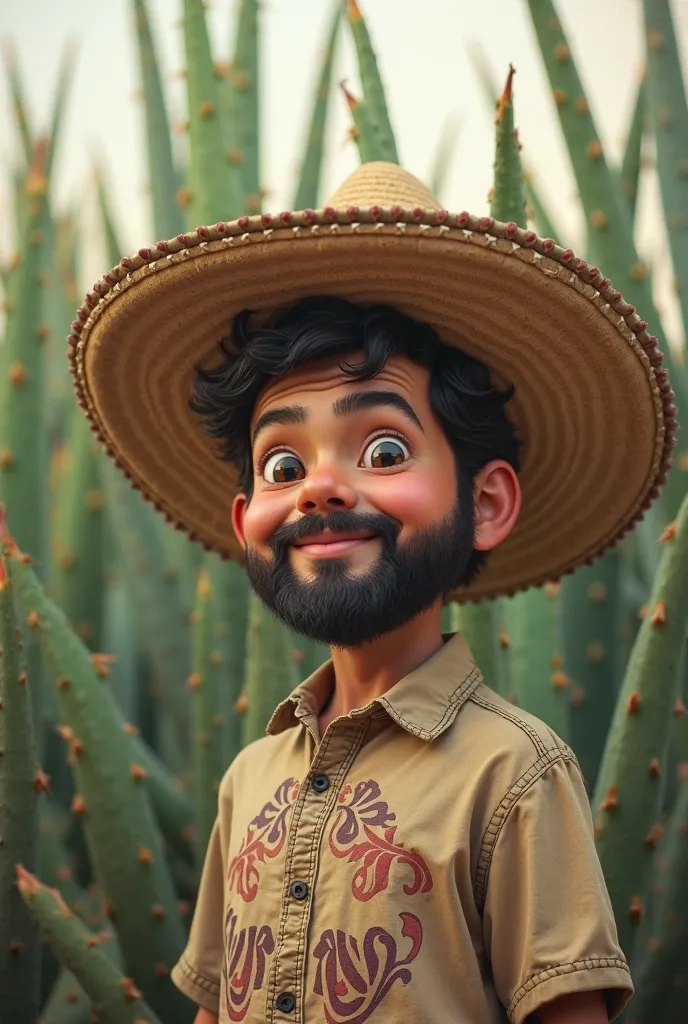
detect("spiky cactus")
[226,0,261,211]
[0,509,42,1021]
[50,406,105,650]
[293,2,342,209]
[182,0,242,225]
[563,555,625,793]
[242,592,299,747]
[593,496,688,958]
[0,139,50,577]
[131,0,182,241]
[618,68,646,221]
[17,866,163,1024]
[189,566,225,866]
[3,524,192,1022]
[345,0,399,163]
[642,0,688,346]
[525,0,688,532]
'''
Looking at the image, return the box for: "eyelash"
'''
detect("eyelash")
[255,429,414,477]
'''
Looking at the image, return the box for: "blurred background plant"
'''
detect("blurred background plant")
[0,1,687,1021]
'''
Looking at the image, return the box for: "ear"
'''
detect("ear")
[231,492,249,551]
[472,460,521,552]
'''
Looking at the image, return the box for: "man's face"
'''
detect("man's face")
[232,350,476,648]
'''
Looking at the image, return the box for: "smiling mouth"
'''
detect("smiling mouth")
[291,533,378,558]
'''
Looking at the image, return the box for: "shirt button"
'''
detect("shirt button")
[276,992,296,1013]
[290,880,309,901]
[312,774,330,793]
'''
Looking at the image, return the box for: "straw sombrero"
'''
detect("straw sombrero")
[68,162,676,602]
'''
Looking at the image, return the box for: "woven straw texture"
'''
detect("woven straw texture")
[69,163,675,602]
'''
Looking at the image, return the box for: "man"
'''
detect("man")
[70,162,675,1023]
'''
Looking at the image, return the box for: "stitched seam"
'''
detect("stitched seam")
[508,957,632,1020]
[176,955,221,995]
[429,665,483,738]
[294,722,369,1016]
[474,748,577,912]
[469,693,552,757]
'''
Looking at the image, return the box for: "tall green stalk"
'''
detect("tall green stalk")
[293,3,341,209]
[642,0,688,347]
[345,0,399,163]
[0,517,41,1021]
[593,498,688,958]
[183,0,242,225]
[132,0,183,239]
[525,0,688,529]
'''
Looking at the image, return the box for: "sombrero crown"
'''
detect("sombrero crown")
[69,162,676,601]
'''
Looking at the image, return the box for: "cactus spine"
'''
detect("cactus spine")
[593,497,688,958]
[341,81,380,164]
[0,511,41,1021]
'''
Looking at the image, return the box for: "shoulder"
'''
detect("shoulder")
[446,681,584,857]
[462,680,580,777]
[217,729,297,806]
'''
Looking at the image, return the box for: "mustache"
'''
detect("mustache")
[268,509,401,558]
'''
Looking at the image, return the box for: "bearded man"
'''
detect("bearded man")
[71,162,675,1024]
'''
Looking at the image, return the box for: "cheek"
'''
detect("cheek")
[371,467,456,526]
[242,493,290,548]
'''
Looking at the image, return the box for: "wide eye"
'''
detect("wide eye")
[361,435,411,469]
[262,451,306,483]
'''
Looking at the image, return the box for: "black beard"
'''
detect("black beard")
[243,486,477,649]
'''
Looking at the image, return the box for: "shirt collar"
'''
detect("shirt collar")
[265,632,482,742]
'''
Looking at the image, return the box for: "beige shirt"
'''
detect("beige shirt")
[171,632,633,1023]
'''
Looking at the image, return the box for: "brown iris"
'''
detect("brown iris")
[271,455,305,483]
[369,439,405,468]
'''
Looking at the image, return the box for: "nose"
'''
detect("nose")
[296,464,358,515]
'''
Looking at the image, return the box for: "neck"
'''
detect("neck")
[325,601,446,718]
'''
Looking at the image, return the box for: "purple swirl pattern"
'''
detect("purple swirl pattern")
[312,912,423,1023]
[223,907,275,1021]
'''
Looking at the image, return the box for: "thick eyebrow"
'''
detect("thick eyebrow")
[251,390,425,447]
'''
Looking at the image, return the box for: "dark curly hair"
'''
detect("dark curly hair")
[189,295,521,577]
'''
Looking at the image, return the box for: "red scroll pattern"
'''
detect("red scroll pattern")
[228,777,300,902]
[328,780,433,901]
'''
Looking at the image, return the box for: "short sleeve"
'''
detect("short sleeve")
[171,816,224,1013]
[482,754,634,1024]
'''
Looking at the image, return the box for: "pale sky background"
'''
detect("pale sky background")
[1,0,687,351]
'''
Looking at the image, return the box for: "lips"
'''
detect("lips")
[291,529,377,547]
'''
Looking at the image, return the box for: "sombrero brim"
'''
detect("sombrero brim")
[68,170,675,602]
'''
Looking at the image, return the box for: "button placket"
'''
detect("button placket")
[268,722,369,1022]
